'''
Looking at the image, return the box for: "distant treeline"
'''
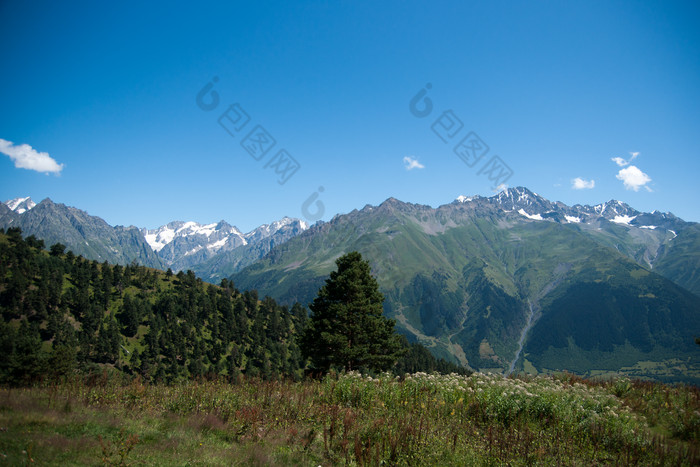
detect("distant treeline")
[0,227,469,386]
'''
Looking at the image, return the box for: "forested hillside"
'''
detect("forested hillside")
[0,228,463,385]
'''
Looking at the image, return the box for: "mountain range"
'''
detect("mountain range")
[141,217,308,282]
[0,198,163,268]
[3,189,699,382]
[229,187,700,382]
[1,197,308,280]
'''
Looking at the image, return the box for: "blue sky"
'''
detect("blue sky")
[1,0,699,231]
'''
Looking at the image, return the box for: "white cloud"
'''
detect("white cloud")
[0,139,63,174]
[571,177,595,190]
[403,156,425,170]
[611,151,639,167]
[616,165,652,191]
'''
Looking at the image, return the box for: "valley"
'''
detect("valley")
[507,301,535,376]
[3,187,700,382]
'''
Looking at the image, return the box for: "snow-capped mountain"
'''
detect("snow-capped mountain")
[141,217,309,273]
[455,187,684,231]
[143,220,246,257]
[1,195,309,277]
[187,217,310,283]
[451,187,691,274]
[245,217,309,244]
[4,197,37,214]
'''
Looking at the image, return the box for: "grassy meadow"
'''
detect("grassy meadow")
[1,371,699,466]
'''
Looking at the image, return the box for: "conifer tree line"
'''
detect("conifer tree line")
[0,227,469,386]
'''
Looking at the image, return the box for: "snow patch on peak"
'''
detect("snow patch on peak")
[144,228,175,252]
[172,221,231,238]
[456,195,472,203]
[194,223,218,237]
[184,245,203,257]
[611,214,636,225]
[246,217,308,239]
[4,197,36,214]
[207,237,228,250]
[6,197,29,210]
[270,217,296,231]
[639,225,657,230]
[565,215,581,223]
[177,221,197,232]
[518,209,543,221]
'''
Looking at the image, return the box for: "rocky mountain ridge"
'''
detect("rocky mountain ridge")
[2,197,309,277]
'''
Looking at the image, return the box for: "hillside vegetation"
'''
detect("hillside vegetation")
[0,227,463,386]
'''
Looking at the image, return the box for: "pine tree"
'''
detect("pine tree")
[118,294,141,337]
[49,243,66,257]
[300,251,405,373]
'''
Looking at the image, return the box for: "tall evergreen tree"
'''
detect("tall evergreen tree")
[300,251,405,373]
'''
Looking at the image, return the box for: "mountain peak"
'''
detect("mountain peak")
[244,217,308,242]
[378,197,434,211]
[487,186,552,214]
[574,199,640,222]
[4,197,37,214]
[492,186,541,202]
[380,197,404,206]
[215,219,233,229]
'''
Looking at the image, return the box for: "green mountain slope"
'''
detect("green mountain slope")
[525,268,700,384]
[569,218,700,297]
[231,194,700,382]
[652,224,700,296]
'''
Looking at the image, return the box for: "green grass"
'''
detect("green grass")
[1,372,698,465]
